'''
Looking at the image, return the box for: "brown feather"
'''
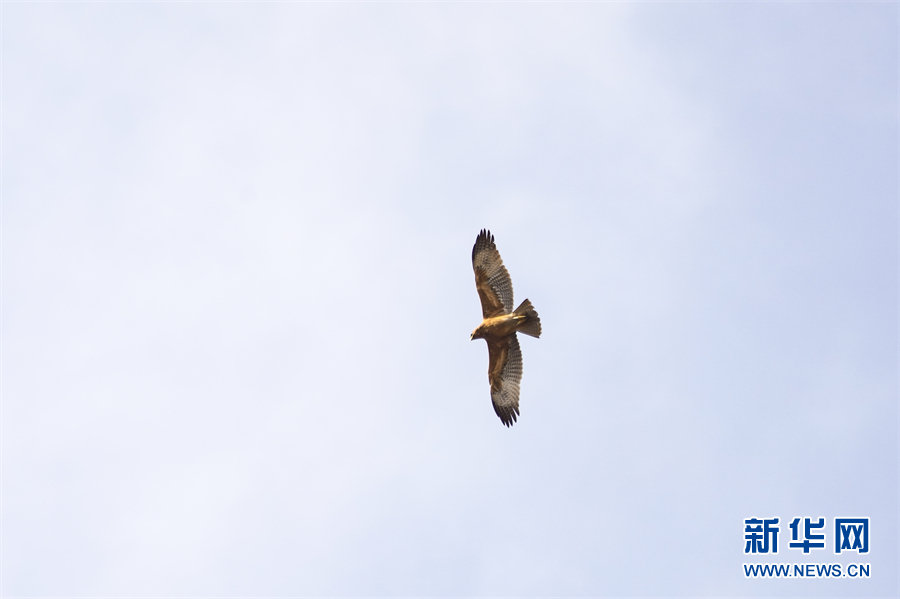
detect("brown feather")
[486,337,509,393]
[490,334,522,427]
[472,229,514,317]
[475,268,507,319]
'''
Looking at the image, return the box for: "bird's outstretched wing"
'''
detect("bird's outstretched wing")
[487,334,523,427]
[472,229,514,318]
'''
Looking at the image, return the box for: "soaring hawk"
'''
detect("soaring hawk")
[470,229,541,426]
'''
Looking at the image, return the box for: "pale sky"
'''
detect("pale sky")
[3,2,898,597]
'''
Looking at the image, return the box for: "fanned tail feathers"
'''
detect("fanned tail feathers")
[514,299,541,338]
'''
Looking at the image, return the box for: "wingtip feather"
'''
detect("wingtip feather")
[473,228,497,261]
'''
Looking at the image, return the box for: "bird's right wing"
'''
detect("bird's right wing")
[473,229,514,318]
[487,334,523,427]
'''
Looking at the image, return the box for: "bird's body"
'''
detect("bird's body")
[470,229,541,427]
[471,313,526,340]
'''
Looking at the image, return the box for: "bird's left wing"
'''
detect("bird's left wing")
[487,334,523,427]
[473,229,514,318]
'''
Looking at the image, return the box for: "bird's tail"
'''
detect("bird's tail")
[514,299,541,338]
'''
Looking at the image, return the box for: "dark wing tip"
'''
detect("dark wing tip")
[492,402,519,427]
[473,229,495,261]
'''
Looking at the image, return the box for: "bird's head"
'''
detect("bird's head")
[470,325,484,341]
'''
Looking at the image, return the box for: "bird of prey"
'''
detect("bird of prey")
[470,229,541,427]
